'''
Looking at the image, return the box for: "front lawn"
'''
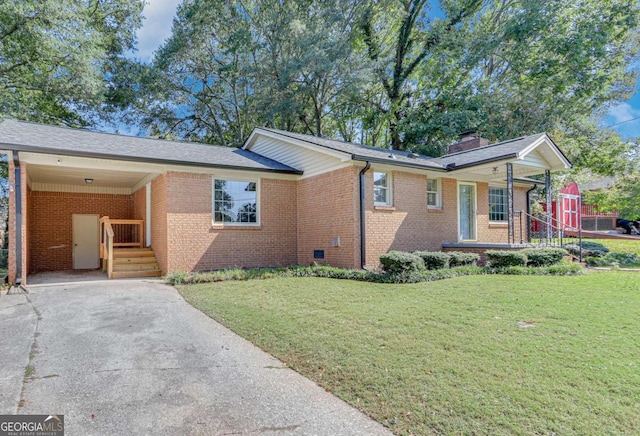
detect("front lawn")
[179,273,640,435]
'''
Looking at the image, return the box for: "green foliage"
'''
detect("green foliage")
[566,241,610,258]
[0,0,144,126]
[447,251,480,267]
[379,251,425,275]
[165,271,190,285]
[135,0,366,145]
[486,250,528,268]
[583,174,640,217]
[585,251,640,267]
[120,0,640,168]
[491,261,583,276]
[521,247,567,267]
[413,251,450,270]
[0,249,8,269]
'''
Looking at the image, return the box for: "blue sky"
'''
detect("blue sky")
[134,1,640,140]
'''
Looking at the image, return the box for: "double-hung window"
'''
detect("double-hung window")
[488,187,508,222]
[213,178,259,225]
[373,172,391,206]
[427,178,442,209]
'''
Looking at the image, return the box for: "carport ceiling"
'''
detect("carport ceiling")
[28,164,151,188]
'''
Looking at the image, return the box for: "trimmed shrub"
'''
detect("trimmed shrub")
[0,249,7,269]
[585,251,639,267]
[379,251,424,274]
[448,251,480,267]
[486,250,527,268]
[521,247,567,267]
[565,241,609,258]
[414,251,450,270]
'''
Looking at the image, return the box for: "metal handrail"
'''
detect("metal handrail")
[522,211,582,261]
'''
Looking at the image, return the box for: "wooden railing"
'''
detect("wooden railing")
[100,216,145,279]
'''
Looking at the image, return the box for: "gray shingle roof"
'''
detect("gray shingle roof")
[0,119,302,174]
[254,128,446,171]
[435,133,551,168]
[253,128,566,171]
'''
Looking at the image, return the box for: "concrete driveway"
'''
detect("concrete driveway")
[0,279,391,435]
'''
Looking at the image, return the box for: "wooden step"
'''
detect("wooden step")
[113,249,155,258]
[113,262,160,271]
[113,256,158,264]
[112,269,162,279]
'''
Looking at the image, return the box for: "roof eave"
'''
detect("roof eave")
[350,154,447,172]
[0,143,304,175]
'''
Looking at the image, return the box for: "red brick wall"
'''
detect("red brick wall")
[28,191,133,273]
[132,186,146,221]
[151,174,168,274]
[297,167,359,268]
[477,184,529,244]
[364,172,459,268]
[164,172,298,272]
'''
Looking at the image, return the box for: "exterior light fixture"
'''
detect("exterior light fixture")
[85,178,93,184]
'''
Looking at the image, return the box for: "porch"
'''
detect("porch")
[8,150,165,284]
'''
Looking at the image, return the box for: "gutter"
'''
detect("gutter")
[442,154,519,171]
[358,161,371,269]
[12,151,22,285]
[351,154,446,172]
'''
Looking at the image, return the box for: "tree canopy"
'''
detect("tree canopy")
[132,0,639,161]
[0,0,144,126]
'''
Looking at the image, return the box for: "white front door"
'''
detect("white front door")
[458,183,477,241]
[72,214,100,269]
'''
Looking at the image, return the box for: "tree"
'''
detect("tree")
[0,0,144,126]
[136,0,366,146]
[360,0,484,149]
[359,0,640,153]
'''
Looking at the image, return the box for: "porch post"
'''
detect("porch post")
[507,163,514,244]
[545,170,552,241]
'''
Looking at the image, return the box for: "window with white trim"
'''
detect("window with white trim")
[213,179,259,225]
[373,172,391,206]
[489,187,508,222]
[427,178,442,208]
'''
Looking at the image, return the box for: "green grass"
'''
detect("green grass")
[582,238,640,255]
[179,273,640,435]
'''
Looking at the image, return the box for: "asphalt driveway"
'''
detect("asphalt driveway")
[0,279,391,435]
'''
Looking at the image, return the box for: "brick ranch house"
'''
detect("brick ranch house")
[1,119,571,284]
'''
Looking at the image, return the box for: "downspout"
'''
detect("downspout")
[13,151,22,285]
[525,184,537,242]
[358,161,371,269]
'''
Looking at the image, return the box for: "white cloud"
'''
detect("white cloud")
[134,0,182,62]
[607,102,640,126]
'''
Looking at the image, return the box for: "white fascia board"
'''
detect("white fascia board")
[244,129,352,162]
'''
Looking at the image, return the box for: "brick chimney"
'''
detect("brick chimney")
[447,131,489,154]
